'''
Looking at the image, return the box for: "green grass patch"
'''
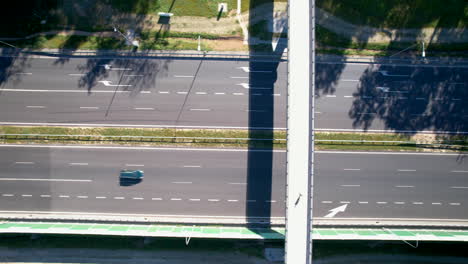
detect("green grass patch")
[108,0,239,17]
[316,25,468,55]
[0,126,466,152]
[5,35,204,51]
[317,0,468,29]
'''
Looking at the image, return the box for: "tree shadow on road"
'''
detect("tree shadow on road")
[348,61,468,133]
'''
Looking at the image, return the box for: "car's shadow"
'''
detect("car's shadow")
[119,178,142,187]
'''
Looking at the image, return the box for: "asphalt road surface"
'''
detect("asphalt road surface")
[1,145,467,221]
[1,56,466,132]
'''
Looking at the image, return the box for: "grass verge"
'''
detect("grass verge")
[0,126,466,152]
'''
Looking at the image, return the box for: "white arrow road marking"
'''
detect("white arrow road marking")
[324,204,348,218]
[237,67,272,73]
[101,64,132,71]
[99,81,132,87]
[378,71,409,77]
[237,83,272,90]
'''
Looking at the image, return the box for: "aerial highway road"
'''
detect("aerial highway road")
[0,56,466,132]
[0,145,467,221]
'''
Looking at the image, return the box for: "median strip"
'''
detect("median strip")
[0,126,466,152]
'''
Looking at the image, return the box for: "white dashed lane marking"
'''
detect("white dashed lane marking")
[2,194,14,197]
[398,169,416,172]
[189,198,201,201]
[96,196,107,199]
[152,198,163,201]
[125,164,144,167]
[343,168,361,171]
[21,194,32,197]
[208,199,220,202]
[190,109,211,111]
[134,108,155,110]
[341,185,360,187]
[395,185,414,188]
[69,163,88,166]
[15,162,35,165]
[451,170,468,173]
[158,91,169,94]
[183,165,201,168]
[174,75,194,78]
[172,182,193,184]
[26,106,45,109]
[171,198,182,201]
[77,196,88,199]
[79,107,99,109]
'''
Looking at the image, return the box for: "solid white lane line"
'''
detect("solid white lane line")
[26,106,45,109]
[215,92,225,95]
[96,196,107,199]
[321,201,333,204]
[79,107,99,109]
[228,200,239,202]
[133,197,144,200]
[450,203,461,206]
[451,170,468,173]
[340,201,351,204]
[171,198,182,201]
[2,89,130,93]
[134,107,155,110]
[358,201,368,204]
[172,182,192,184]
[326,95,337,98]
[114,197,125,200]
[2,194,14,197]
[196,92,207,95]
[228,182,246,185]
[0,178,92,182]
[432,202,442,205]
[413,202,423,205]
[68,73,85,76]
[451,186,468,189]
[230,76,248,79]
[190,108,211,111]
[341,185,360,187]
[394,202,405,205]
[15,162,35,164]
[140,91,151,94]
[183,165,201,168]
[125,164,144,167]
[377,202,387,204]
[40,195,51,198]
[189,198,201,201]
[245,109,267,112]
[233,93,244,95]
[158,91,169,94]
[152,198,163,201]
[208,199,220,202]
[395,185,414,188]
[177,92,188,94]
[398,169,416,172]
[69,163,88,166]
[174,75,194,78]
[343,168,361,171]
[21,194,32,197]
[77,196,88,199]
[59,195,70,198]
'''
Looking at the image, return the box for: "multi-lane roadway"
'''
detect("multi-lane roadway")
[0,145,467,221]
[1,56,466,132]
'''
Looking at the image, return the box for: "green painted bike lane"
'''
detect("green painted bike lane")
[1,222,468,241]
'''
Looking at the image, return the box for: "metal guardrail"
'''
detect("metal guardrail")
[0,134,466,147]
